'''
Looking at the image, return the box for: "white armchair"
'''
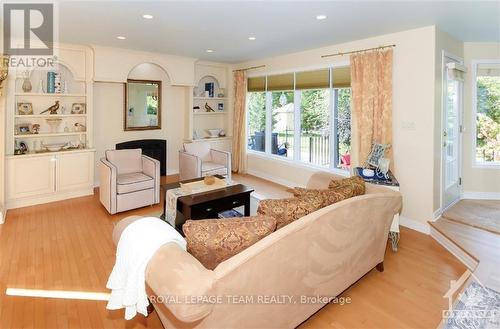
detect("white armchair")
[99,149,160,215]
[179,142,231,180]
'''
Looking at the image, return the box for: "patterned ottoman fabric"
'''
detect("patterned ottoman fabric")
[183,215,277,270]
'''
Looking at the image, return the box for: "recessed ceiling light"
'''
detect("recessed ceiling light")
[316,15,327,20]
[206,49,214,53]
[142,14,153,19]
[248,36,256,41]
[116,36,126,40]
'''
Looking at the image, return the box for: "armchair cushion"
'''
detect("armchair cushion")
[201,161,225,172]
[117,172,154,194]
[184,142,211,162]
[106,149,143,175]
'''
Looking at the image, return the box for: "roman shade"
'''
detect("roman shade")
[247,76,266,92]
[333,66,351,88]
[295,69,330,90]
[267,73,294,91]
[477,63,500,77]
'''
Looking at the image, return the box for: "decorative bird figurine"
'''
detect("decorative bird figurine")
[40,101,60,115]
[204,102,215,112]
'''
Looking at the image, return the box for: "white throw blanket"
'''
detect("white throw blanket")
[106,217,186,320]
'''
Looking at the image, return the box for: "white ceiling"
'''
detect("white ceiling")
[58,1,500,63]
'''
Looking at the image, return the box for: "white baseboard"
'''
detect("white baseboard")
[432,208,443,221]
[462,191,500,200]
[399,215,430,235]
[0,204,5,224]
[6,188,94,210]
[430,225,479,270]
[246,169,298,188]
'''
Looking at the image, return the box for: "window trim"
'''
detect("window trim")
[471,59,500,168]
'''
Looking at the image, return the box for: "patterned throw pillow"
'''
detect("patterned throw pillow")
[257,194,324,229]
[288,176,366,198]
[183,216,277,270]
[328,176,366,195]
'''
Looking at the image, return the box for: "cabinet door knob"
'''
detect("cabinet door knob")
[206,207,213,212]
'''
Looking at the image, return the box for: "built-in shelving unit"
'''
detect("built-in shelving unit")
[14,114,87,118]
[5,45,95,209]
[14,93,86,97]
[186,63,233,152]
[193,97,228,101]
[10,63,89,155]
[193,111,227,115]
[13,132,87,138]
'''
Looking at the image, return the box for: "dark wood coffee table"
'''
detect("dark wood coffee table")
[160,176,254,233]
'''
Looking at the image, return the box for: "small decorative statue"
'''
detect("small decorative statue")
[204,102,215,112]
[32,124,40,134]
[74,123,86,132]
[40,100,60,115]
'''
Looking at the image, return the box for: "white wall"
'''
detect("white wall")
[236,26,440,230]
[92,46,196,85]
[93,63,187,185]
[462,42,500,198]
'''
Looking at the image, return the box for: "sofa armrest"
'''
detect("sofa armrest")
[210,149,229,165]
[142,155,161,203]
[146,243,215,323]
[306,171,347,189]
[210,149,231,179]
[112,215,144,245]
[179,151,202,180]
[99,158,118,214]
[142,155,160,178]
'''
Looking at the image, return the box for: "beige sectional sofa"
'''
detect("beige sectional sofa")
[113,171,402,328]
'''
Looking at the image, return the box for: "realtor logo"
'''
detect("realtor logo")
[3,3,54,55]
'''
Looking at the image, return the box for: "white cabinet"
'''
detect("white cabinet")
[7,155,55,199]
[57,152,93,191]
[6,150,95,209]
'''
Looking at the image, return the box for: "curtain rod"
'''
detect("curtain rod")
[321,44,396,58]
[233,64,266,72]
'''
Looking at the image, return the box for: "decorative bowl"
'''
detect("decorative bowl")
[204,176,216,185]
[207,128,221,137]
[45,143,65,152]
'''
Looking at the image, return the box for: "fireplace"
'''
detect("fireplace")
[116,139,167,175]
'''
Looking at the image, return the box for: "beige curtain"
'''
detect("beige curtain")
[350,49,393,170]
[232,70,247,173]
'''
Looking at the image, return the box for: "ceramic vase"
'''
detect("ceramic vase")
[22,77,32,93]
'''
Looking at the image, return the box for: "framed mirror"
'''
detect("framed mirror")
[124,79,162,131]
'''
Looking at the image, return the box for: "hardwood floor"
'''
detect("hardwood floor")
[430,218,500,291]
[0,174,466,329]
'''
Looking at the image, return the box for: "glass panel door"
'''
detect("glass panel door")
[443,57,463,209]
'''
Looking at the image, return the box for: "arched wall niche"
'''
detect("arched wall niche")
[127,62,171,84]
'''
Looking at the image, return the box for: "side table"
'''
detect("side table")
[354,168,400,252]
